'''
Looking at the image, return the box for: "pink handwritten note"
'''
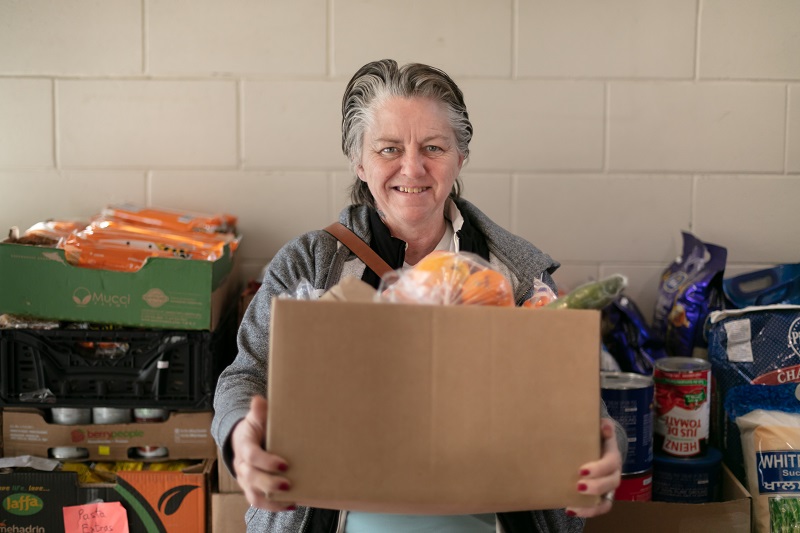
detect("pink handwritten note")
[63,501,129,533]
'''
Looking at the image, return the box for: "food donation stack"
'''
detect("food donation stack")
[597,230,800,533]
[0,203,241,533]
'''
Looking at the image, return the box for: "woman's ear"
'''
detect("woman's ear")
[356,163,367,182]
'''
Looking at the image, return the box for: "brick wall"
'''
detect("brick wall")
[1,0,798,317]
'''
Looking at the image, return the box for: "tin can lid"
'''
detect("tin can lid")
[601,371,653,390]
[654,356,711,372]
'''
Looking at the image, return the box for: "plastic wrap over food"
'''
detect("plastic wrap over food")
[60,218,239,272]
[100,203,237,234]
[602,294,667,375]
[726,383,800,533]
[379,251,514,307]
[652,231,727,358]
[544,274,627,311]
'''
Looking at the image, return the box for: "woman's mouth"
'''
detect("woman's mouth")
[396,186,429,193]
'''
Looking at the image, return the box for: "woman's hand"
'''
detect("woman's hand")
[566,418,623,518]
[231,395,296,512]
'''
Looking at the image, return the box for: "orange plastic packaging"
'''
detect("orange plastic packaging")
[100,203,237,234]
[380,251,515,307]
[61,218,238,272]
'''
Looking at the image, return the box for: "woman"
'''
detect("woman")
[212,59,624,533]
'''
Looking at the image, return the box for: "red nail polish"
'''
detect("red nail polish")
[566,510,576,517]
[285,505,297,511]
[279,482,290,491]
[580,469,590,476]
[277,463,289,472]
[577,483,588,492]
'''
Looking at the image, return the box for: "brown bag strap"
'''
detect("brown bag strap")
[323,222,394,280]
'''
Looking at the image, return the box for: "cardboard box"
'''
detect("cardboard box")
[584,464,752,533]
[0,460,211,533]
[211,492,250,533]
[216,448,242,493]
[0,241,239,330]
[267,298,602,514]
[3,409,216,461]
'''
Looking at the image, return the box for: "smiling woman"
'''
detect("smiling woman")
[211,58,627,533]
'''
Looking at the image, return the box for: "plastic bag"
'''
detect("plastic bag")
[652,231,727,357]
[727,383,800,533]
[602,294,667,375]
[379,251,514,307]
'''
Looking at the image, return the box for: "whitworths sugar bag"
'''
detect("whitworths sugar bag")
[729,384,800,533]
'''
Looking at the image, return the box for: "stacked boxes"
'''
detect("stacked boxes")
[0,222,241,533]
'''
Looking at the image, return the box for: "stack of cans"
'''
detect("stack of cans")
[601,371,655,501]
[652,356,721,503]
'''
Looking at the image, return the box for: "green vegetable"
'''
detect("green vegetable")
[546,274,627,310]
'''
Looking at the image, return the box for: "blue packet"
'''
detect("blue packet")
[652,231,727,357]
[601,294,667,375]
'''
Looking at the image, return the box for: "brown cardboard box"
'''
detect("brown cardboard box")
[584,465,752,533]
[211,492,250,533]
[0,460,212,533]
[2,409,216,461]
[267,298,602,514]
[216,447,243,493]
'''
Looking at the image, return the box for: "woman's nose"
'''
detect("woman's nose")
[400,150,425,178]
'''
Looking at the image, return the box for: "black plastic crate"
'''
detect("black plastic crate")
[0,311,237,409]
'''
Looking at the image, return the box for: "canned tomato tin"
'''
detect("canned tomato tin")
[51,407,92,425]
[92,407,132,424]
[614,469,653,501]
[601,372,654,474]
[652,447,722,503]
[133,408,169,459]
[50,446,89,460]
[133,408,170,423]
[654,357,712,457]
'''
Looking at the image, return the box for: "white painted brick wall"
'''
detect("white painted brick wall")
[0,0,798,315]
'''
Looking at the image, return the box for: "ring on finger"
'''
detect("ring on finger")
[602,491,614,503]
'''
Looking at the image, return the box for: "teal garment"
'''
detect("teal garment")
[345,512,496,532]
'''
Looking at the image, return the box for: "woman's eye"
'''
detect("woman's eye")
[380,147,398,154]
[425,145,442,153]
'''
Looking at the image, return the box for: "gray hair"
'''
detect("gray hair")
[342,59,473,209]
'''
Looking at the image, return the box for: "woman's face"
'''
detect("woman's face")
[356,96,464,232]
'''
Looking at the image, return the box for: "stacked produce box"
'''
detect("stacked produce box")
[0,204,241,533]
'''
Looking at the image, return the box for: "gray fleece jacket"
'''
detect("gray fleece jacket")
[212,198,624,533]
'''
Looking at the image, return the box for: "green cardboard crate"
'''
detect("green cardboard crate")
[0,242,238,330]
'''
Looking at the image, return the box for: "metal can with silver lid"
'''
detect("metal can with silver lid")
[92,407,132,424]
[51,407,92,425]
[601,371,654,475]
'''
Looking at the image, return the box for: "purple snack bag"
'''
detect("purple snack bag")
[652,231,727,358]
[602,294,668,375]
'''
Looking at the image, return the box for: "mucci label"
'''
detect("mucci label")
[72,287,131,308]
[2,493,44,516]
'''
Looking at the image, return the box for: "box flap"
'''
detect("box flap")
[267,299,601,514]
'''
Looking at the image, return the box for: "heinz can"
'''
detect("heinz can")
[601,372,654,474]
[653,357,712,458]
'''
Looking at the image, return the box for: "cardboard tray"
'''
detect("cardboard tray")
[0,241,239,330]
[2,408,216,461]
[584,464,752,533]
[267,298,602,514]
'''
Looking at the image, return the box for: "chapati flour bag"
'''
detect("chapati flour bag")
[728,383,800,533]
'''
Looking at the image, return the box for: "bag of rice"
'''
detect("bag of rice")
[728,383,800,533]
